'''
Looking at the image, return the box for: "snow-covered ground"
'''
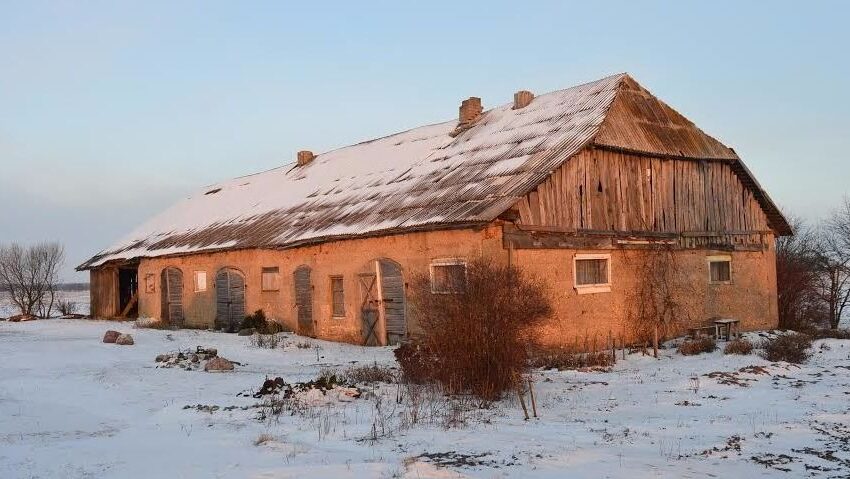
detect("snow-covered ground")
[1,320,849,478]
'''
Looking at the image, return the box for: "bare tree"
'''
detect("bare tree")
[776,216,825,330]
[815,198,850,329]
[0,242,65,318]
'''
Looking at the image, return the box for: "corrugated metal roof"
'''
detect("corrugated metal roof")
[78,73,789,270]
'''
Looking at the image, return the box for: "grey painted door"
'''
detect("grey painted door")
[215,268,245,332]
[359,273,380,346]
[379,260,406,345]
[294,266,314,337]
[161,267,184,327]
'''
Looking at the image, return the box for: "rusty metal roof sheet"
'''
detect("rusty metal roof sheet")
[78,73,789,270]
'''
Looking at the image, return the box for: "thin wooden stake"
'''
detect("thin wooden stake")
[653,325,659,359]
[517,386,530,421]
[528,379,538,418]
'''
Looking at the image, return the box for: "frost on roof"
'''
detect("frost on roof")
[79,74,628,269]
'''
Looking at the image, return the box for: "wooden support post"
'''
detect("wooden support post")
[528,379,538,418]
[609,330,616,364]
[517,387,530,421]
[653,325,659,359]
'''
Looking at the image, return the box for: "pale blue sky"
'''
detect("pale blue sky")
[1,1,848,280]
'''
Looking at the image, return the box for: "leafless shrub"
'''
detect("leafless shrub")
[240,309,290,334]
[0,242,65,318]
[624,244,693,347]
[401,257,552,401]
[254,433,275,446]
[530,347,613,370]
[295,341,312,349]
[251,333,283,349]
[57,299,77,316]
[807,328,850,340]
[678,337,717,356]
[723,338,754,355]
[760,333,812,363]
[343,363,397,384]
[776,216,826,330]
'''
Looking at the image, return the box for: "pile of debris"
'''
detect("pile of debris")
[155,346,239,372]
[246,374,362,405]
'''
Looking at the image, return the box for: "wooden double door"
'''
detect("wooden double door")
[359,259,407,346]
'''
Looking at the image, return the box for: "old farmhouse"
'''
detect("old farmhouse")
[78,73,791,347]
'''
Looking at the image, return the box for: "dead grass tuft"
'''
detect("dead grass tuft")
[678,337,717,356]
[760,332,812,363]
[723,338,754,355]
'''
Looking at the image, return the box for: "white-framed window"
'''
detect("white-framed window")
[708,255,732,284]
[330,276,345,317]
[261,267,280,291]
[430,258,467,294]
[573,253,611,294]
[194,271,207,292]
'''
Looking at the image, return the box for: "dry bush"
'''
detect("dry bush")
[343,363,397,384]
[251,333,283,349]
[678,337,717,356]
[295,341,312,349]
[760,333,812,363]
[808,328,850,340]
[400,257,551,401]
[240,309,289,334]
[254,433,275,446]
[0,242,65,317]
[530,347,612,370]
[624,245,693,345]
[57,299,77,316]
[723,338,754,355]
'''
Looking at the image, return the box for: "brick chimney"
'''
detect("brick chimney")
[297,150,315,166]
[451,97,483,137]
[513,90,534,109]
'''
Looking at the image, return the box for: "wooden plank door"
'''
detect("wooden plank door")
[215,268,245,332]
[379,260,406,345]
[161,267,184,327]
[359,273,380,346]
[294,266,314,337]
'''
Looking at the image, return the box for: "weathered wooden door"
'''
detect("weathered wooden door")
[293,266,314,337]
[160,267,184,327]
[379,259,406,345]
[215,268,245,332]
[359,273,380,346]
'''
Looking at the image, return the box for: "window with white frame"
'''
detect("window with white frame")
[430,259,467,293]
[708,255,732,283]
[573,253,611,293]
[194,271,207,292]
[261,267,280,291]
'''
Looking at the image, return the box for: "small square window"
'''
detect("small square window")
[708,256,732,283]
[261,267,280,291]
[574,254,611,294]
[330,276,345,317]
[430,259,467,293]
[194,271,207,292]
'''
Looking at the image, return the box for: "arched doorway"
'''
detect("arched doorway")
[359,258,407,346]
[293,265,314,337]
[160,267,184,327]
[215,268,245,332]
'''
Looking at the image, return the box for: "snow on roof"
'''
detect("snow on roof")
[79,74,625,269]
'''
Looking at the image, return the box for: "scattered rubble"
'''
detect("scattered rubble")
[205,357,235,372]
[103,330,121,343]
[155,347,224,371]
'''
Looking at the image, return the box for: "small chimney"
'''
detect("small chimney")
[458,97,483,126]
[513,90,534,109]
[297,150,315,166]
[451,97,483,137]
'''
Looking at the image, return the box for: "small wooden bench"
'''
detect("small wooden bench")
[713,318,740,341]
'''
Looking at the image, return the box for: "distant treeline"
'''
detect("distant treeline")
[1,283,89,292]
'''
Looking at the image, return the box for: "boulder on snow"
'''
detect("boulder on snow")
[155,354,170,362]
[103,330,121,343]
[204,357,235,372]
[237,328,256,336]
[115,333,134,345]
